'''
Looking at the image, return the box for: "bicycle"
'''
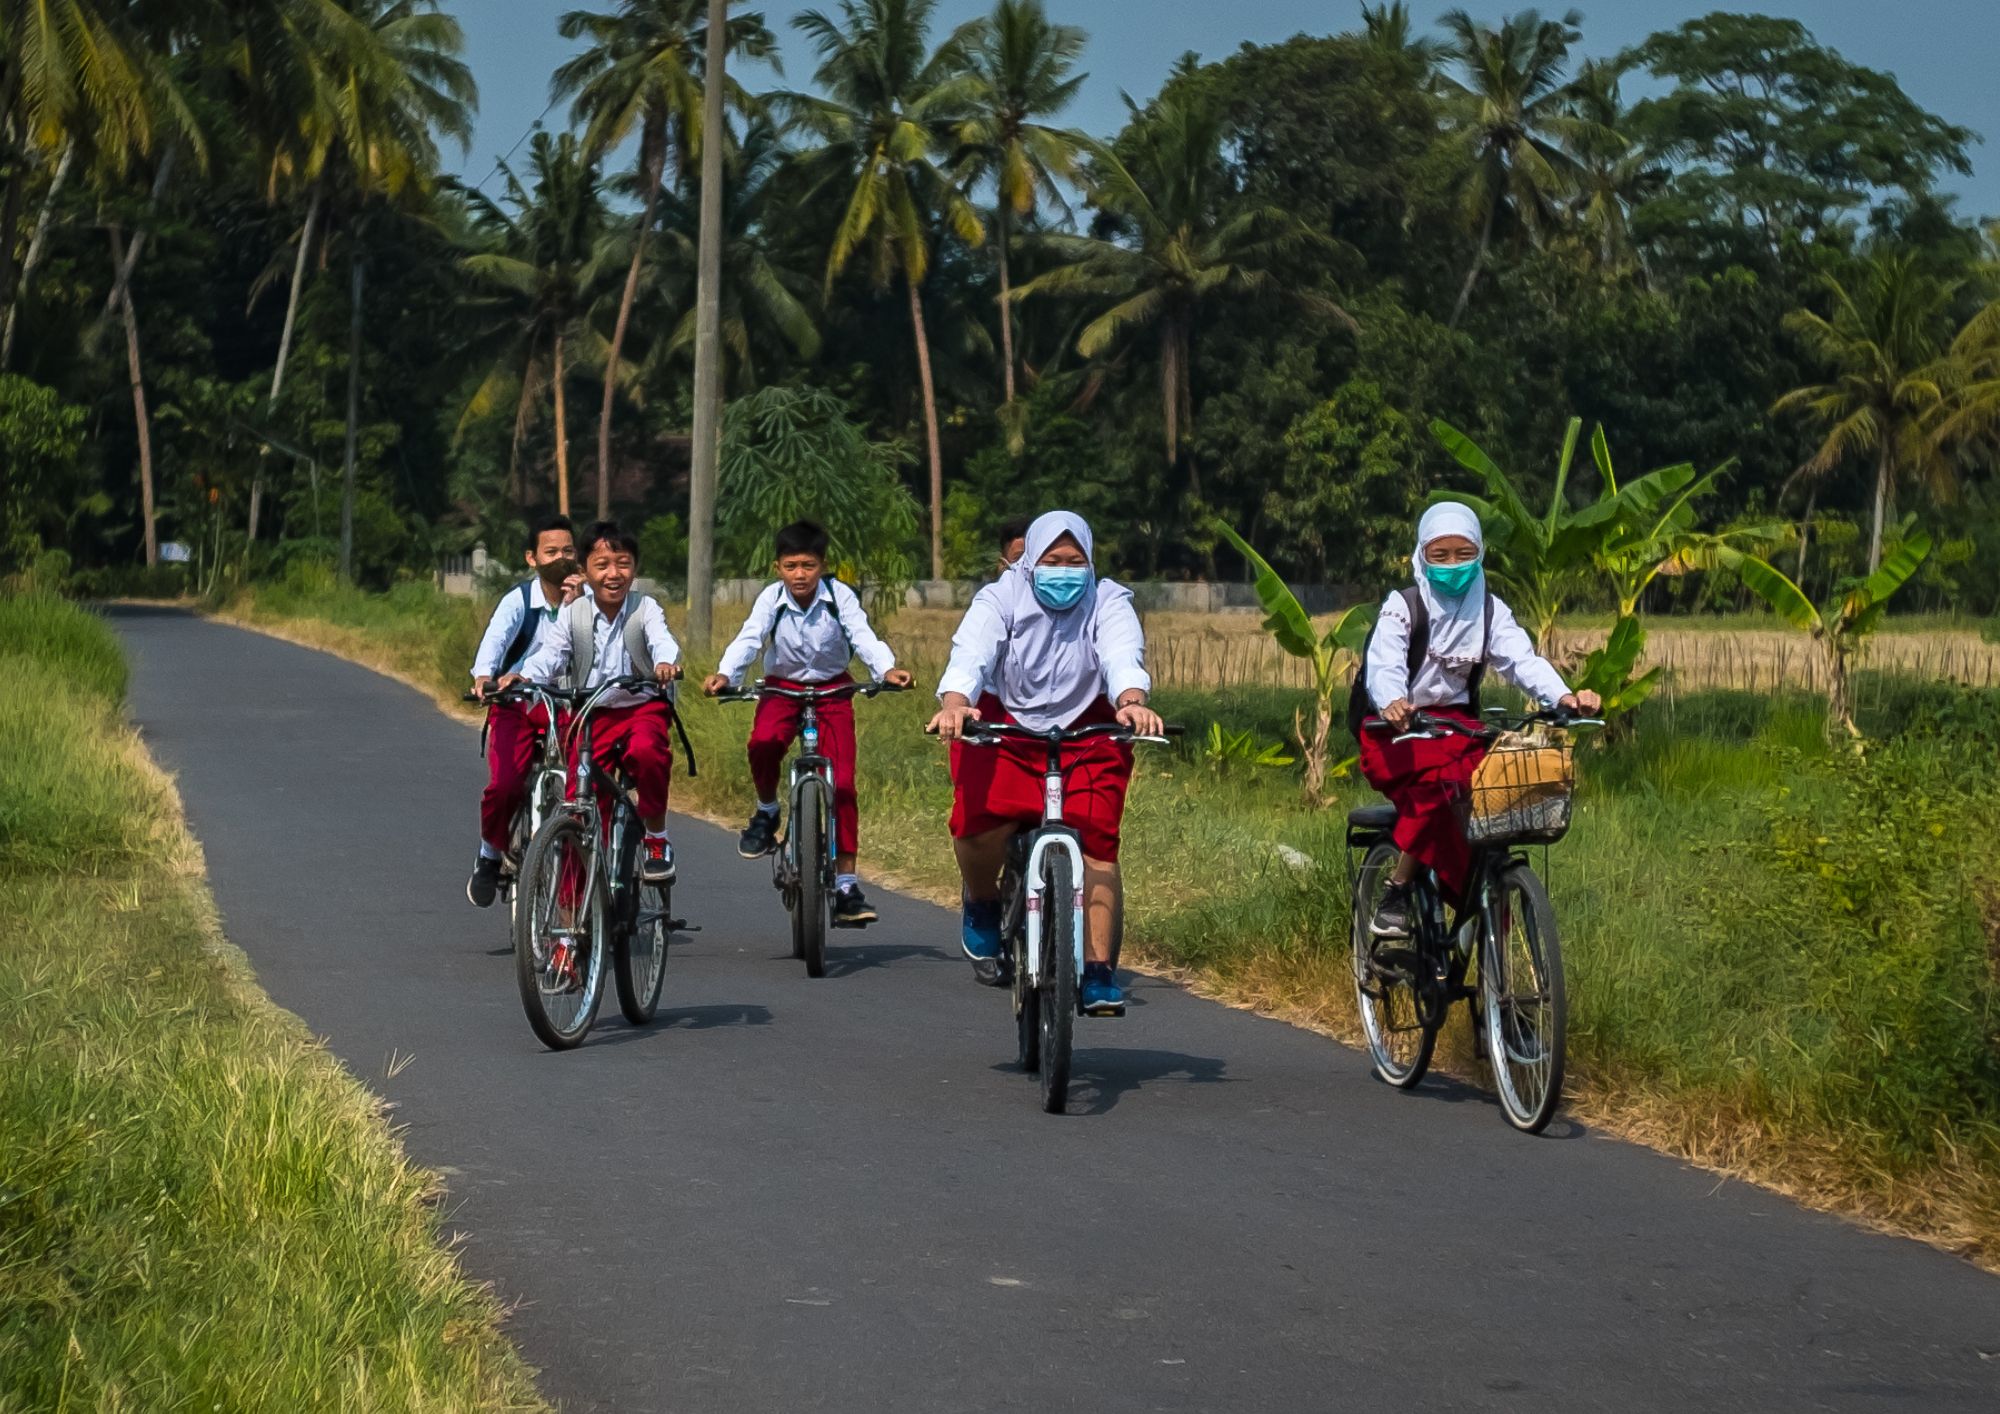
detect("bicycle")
[717,678,906,978]
[954,718,1176,1115]
[465,680,569,928]
[514,675,680,1050]
[1347,707,1601,1133]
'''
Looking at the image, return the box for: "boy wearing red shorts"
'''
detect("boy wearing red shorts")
[928,511,1162,1015]
[466,513,583,908]
[702,520,913,926]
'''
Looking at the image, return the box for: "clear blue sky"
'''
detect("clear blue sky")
[457,1,1999,218]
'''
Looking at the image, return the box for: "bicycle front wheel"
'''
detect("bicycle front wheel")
[1038,849,1077,1114]
[792,778,829,979]
[1351,842,1434,1089]
[615,881,670,1024]
[1482,861,1567,1133]
[515,813,607,1050]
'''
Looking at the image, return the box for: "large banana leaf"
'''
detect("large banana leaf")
[1430,419,1535,539]
[1572,615,1662,716]
[1213,520,1317,659]
[1547,418,1582,535]
[1839,530,1932,628]
[1735,554,1822,633]
[1321,601,1377,657]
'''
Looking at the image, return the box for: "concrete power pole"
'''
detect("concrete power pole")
[685,0,729,653]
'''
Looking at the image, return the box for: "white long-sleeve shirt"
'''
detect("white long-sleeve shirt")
[517,591,681,710]
[470,577,563,678]
[1364,590,1569,710]
[936,580,1150,732]
[714,579,896,686]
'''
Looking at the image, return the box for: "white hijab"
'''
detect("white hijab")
[991,510,1122,732]
[1412,501,1488,669]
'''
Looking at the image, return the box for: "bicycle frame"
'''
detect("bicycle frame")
[785,696,838,894]
[555,677,672,932]
[1020,741,1086,988]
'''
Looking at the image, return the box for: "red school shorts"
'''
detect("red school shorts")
[949,696,1134,862]
[1356,703,1488,901]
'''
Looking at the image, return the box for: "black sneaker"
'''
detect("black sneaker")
[466,854,502,908]
[641,836,677,885]
[1370,882,1414,938]
[739,809,780,859]
[832,884,878,927]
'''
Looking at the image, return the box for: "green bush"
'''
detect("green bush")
[0,592,128,701]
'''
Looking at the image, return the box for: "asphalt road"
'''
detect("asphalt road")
[116,607,2000,1413]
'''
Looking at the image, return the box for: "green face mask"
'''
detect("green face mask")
[1423,558,1482,598]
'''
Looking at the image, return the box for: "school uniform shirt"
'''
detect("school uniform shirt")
[517,591,681,710]
[470,577,564,678]
[1363,589,1569,711]
[937,578,1150,734]
[715,579,897,687]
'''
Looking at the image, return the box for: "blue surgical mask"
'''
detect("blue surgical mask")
[1031,564,1093,611]
[1423,558,1482,599]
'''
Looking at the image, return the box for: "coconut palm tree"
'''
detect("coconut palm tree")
[1561,59,1661,282]
[958,0,1087,406]
[457,132,611,515]
[777,0,986,580]
[1013,86,1350,470]
[1439,6,1588,326]
[553,0,776,517]
[1359,1,1446,84]
[1773,248,1957,573]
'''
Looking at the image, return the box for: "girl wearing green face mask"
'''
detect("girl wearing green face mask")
[1355,502,1600,938]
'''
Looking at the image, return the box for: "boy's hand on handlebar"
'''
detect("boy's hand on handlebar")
[701,673,731,697]
[495,672,525,692]
[1559,690,1601,716]
[1383,697,1417,732]
[1115,697,1164,737]
[927,702,982,740]
[472,674,494,700]
[654,661,682,685]
[884,668,915,690]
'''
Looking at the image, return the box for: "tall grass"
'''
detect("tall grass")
[226,579,2000,1262]
[0,592,543,1410]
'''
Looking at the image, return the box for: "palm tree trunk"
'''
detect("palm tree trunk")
[0,147,23,334]
[1868,443,1890,574]
[111,233,158,568]
[96,145,178,336]
[908,272,945,580]
[599,128,666,520]
[1795,481,1817,583]
[997,206,1016,406]
[554,331,572,516]
[685,0,731,653]
[1449,200,1497,329]
[509,355,537,507]
[1,137,74,368]
[252,183,323,543]
[341,252,363,583]
[1159,318,1181,466]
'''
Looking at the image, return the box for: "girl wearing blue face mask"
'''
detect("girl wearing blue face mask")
[930,511,1162,1014]
[1357,501,1600,938]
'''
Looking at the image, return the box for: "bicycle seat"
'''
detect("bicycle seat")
[1347,803,1398,831]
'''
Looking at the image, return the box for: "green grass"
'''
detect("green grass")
[0,593,543,1411]
[224,578,2000,1263]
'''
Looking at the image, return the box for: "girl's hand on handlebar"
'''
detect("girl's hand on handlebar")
[884,668,915,690]
[1115,696,1164,737]
[927,702,982,740]
[701,673,731,697]
[1383,697,1417,732]
[654,661,683,685]
[1559,690,1600,716]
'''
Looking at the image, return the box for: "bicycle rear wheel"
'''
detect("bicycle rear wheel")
[1038,849,1078,1114]
[1351,842,1434,1089]
[1483,861,1566,1133]
[615,881,670,1025]
[515,813,607,1050]
[792,778,829,978]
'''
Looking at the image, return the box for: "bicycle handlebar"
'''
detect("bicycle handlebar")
[715,679,908,705]
[1360,707,1605,745]
[938,719,1183,748]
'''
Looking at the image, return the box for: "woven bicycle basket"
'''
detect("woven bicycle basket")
[1460,731,1575,845]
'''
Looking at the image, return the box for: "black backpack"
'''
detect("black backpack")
[1345,586,1492,739]
[497,580,541,676]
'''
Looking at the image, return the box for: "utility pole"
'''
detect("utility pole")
[685,0,729,652]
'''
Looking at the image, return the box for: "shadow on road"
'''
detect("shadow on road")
[1064,1047,1236,1115]
[825,941,956,977]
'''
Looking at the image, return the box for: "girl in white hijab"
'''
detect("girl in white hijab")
[1358,501,1598,936]
[930,511,1163,1013]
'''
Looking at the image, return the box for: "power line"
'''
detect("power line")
[470,96,562,191]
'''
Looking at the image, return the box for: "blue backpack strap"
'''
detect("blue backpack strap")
[498,580,539,676]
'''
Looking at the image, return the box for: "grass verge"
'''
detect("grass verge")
[0,592,545,1411]
[217,576,2000,1270]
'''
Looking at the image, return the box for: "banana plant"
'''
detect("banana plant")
[1568,614,1661,731]
[1731,531,1933,745]
[1214,520,1374,806]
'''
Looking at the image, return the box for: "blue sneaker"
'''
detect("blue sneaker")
[1081,963,1125,1017]
[961,898,1005,985]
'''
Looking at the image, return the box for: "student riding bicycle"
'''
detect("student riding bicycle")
[928,510,1162,1015]
[1356,502,1599,939]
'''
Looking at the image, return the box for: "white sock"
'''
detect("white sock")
[756,800,780,817]
[645,829,670,848]
[478,841,502,861]
[836,872,858,892]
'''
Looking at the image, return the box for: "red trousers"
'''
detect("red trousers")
[748,675,859,855]
[570,700,675,823]
[481,701,550,853]
[950,696,1133,861]
[1357,704,1488,900]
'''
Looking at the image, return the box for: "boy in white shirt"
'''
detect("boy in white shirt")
[506,521,684,884]
[466,513,583,908]
[702,520,913,926]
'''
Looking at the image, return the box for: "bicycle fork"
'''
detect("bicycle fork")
[1022,760,1085,986]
